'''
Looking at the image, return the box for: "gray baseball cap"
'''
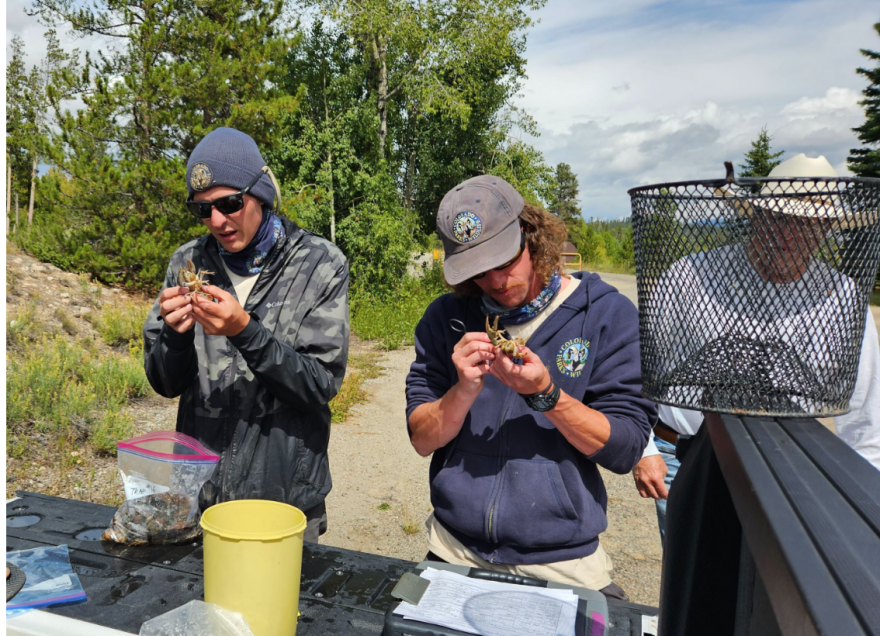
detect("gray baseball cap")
[437,175,525,285]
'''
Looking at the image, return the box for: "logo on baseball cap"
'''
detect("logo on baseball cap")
[437,175,525,285]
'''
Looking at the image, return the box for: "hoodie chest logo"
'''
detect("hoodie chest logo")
[557,339,589,378]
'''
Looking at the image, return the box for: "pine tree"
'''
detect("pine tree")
[848,21,880,178]
[548,163,581,228]
[739,126,784,177]
[5,36,32,230]
[5,32,78,231]
[29,0,294,290]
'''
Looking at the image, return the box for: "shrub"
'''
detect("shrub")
[6,336,148,453]
[8,303,49,346]
[91,410,136,455]
[89,297,153,347]
[337,202,418,297]
[351,262,448,350]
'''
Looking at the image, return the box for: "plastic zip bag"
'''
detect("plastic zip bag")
[103,431,219,545]
[6,545,87,619]
[139,600,254,636]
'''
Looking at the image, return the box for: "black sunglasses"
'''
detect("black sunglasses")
[471,228,526,280]
[185,171,264,219]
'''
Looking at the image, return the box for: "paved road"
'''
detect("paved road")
[594,272,639,306]
[594,271,880,338]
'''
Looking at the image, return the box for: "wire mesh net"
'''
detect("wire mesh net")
[629,170,880,417]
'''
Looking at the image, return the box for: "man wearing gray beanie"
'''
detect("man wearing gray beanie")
[143,127,350,542]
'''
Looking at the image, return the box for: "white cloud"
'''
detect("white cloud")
[518,0,877,218]
[781,87,861,119]
[6,0,106,70]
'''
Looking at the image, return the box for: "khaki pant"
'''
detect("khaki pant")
[424,512,613,591]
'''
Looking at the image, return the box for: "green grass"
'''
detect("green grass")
[8,302,53,344]
[6,334,148,454]
[585,261,637,275]
[7,269,18,295]
[872,287,880,307]
[79,274,103,307]
[54,308,78,335]
[377,502,391,511]
[351,266,447,350]
[401,520,422,535]
[87,297,152,346]
[329,352,386,423]
[91,411,137,454]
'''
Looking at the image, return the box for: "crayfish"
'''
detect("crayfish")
[177,259,214,300]
[486,315,526,360]
[102,492,201,546]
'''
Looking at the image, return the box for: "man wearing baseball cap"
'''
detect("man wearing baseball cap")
[405,175,656,598]
[143,127,350,542]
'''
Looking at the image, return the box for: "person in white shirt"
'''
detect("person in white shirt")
[631,154,880,546]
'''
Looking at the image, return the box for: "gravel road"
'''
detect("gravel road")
[322,273,664,607]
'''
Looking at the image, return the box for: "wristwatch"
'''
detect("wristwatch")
[521,378,561,412]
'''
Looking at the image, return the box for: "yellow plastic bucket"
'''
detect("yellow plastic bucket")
[201,500,307,636]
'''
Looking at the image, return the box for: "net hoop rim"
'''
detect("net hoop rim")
[627,176,880,197]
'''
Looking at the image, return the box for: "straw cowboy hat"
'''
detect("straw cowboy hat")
[714,154,850,223]
[756,154,842,219]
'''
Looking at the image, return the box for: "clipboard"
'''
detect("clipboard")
[382,561,609,636]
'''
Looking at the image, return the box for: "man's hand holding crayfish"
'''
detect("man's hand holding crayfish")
[451,329,549,398]
[158,285,250,337]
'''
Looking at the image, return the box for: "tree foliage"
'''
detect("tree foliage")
[6,30,78,229]
[10,0,556,297]
[297,0,551,228]
[739,126,784,178]
[566,218,635,271]
[274,1,554,295]
[848,21,880,178]
[21,0,294,289]
[6,36,34,222]
[548,162,581,228]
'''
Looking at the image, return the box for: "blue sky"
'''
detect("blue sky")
[6,0,879,219]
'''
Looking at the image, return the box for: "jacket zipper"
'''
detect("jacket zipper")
[199,228,293,502]
[208,257,239,502]
[485,397,513,561]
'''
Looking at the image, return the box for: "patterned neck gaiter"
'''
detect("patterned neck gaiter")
[480,270,563,326]
[219,209,285,276]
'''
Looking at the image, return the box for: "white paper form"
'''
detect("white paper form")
[394,568,578,636]
[642,614,659,636]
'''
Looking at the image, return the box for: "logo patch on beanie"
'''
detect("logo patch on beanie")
[190,163,214,191]
[452,212,482,243]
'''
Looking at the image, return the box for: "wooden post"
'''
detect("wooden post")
[27,155,37,229]
[6,163,10,236]
[328,152,336,245]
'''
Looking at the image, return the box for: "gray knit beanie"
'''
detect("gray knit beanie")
[185,128,276,207]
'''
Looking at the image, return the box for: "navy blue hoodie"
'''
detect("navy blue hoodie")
[405,272,656,565]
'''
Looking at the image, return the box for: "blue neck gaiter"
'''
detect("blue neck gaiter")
[219,209,286,276]
[480,270,563,326]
